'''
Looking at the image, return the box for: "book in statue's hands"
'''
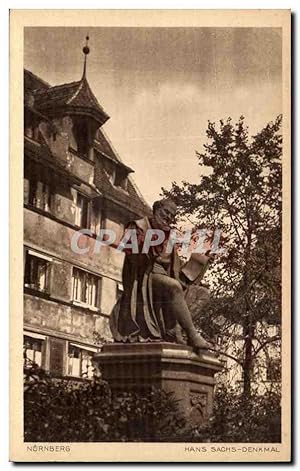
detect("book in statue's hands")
[181,252,211,283]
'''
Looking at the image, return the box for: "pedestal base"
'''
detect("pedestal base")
[94,342,223,425]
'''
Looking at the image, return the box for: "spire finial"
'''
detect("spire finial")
[82,35,90,79]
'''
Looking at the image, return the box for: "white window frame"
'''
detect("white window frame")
[71,267,100,310]
[24,333,45,367]
[24,250,52,292]
[67,342,96,378]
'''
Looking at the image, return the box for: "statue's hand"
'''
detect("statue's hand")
[190,252,210,265]
[205,251,217,263]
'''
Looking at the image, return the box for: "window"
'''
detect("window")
[114,168,128,191]
[75,192,89,228]
[28,178,37,206]
[90,200,101,234]
[28,176,53,212]
[24,334,45,366]
[266,359,281,382]
[67,344,94,378]
[102,158,116,185]
[40,182,52,212]
[24,250,51,293]
[72,118,90,158]
[72,267,100,308]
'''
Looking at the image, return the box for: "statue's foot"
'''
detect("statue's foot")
[176,333,187,345]
[175,325,186,345]
[187,333,212,351]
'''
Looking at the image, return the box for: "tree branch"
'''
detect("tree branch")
[252,336,281,357]
[209,347,243,366]
[223,197,245,247]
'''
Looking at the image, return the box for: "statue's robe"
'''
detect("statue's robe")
[110,217,182,342]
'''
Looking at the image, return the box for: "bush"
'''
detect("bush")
[187,385,281,443]
[24,362,281,443]
[24,362,186,442]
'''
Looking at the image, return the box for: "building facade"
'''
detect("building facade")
[23,59,150,378]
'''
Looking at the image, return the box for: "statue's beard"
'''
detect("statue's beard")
[152,214,172,231]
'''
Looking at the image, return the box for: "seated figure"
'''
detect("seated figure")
[110,198,213,350]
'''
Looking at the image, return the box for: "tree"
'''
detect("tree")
[163,115,282,397]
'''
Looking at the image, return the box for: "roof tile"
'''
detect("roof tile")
[33,78,109,125]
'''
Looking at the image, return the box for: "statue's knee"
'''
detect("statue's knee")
[152,275,183,299]
[166,278,183,297]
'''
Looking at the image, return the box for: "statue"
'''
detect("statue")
[110,198,214,351]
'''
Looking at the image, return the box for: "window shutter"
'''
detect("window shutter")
[49,338,65,375]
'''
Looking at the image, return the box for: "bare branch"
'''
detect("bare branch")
[209,347,243,366]
[252,336,281,357]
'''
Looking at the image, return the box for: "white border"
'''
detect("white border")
[2,1,298,470]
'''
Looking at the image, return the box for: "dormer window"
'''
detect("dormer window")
[71,116,97,161]
[94,147,131,192]
[102,158,116,185]
[100,156,128,190]
[114,168,128,191]
[71,118,89,158]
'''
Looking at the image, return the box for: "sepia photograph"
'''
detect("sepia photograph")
[9,9,291,462]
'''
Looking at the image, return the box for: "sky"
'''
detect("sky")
[24,27,282,205]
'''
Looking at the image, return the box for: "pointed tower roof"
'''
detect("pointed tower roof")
[32,36,109,126]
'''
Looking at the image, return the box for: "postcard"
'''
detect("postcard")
[10,9,291,462]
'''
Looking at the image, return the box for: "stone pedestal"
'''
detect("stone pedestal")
[94,342,223,425]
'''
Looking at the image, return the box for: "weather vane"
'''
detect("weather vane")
[82,35,90,78]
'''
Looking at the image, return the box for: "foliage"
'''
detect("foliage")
[24,361,186,442]
[24,361,281,443]
[163,116,282,395]
[188,385,281,443]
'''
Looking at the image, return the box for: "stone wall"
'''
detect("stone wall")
[24,207,124,280]
[24,294,111,344]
